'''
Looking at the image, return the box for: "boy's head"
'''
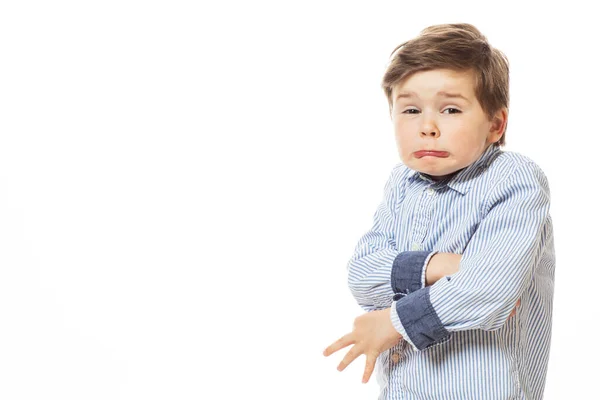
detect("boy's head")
[381,23,509,179]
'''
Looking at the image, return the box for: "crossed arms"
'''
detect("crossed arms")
[346,161,550,350]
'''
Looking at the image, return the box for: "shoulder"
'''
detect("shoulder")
[386,161,413,186]
[486,150,550,192]
[490,149,545,174]
[381,162,413,205]
[483,150,551,208]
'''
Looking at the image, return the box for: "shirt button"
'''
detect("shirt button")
[391,353,401,363]
[411,243,420,251]
[427,188,435,196]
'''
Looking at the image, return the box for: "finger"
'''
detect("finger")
[323,334,354,357]
[362,353,377,384]
[337,345,363,372]
[508,298,521,319]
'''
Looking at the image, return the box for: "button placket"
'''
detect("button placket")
[409,185,436,251]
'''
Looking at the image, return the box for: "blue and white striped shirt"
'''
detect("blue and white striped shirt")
[347,144,554,399]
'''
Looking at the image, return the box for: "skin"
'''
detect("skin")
[323,69,516,384]
[391,68,507,179]
[322,254,519,383]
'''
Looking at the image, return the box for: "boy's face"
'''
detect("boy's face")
[391,68,506,179]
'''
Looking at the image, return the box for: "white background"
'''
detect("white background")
[1,1,597,399]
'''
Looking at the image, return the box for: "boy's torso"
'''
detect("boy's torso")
[378,148,555,400]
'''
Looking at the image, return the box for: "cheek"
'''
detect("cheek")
[393,129,412,152]
[447,124,479,146]
[393,121,412,140]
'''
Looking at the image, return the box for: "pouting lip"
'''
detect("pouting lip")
[414,150,450,159]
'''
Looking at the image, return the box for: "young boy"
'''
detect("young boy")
[323,23,554,400]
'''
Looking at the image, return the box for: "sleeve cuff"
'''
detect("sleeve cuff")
[390,300,417,349]
[394,286,452,351]
[391,251,434,295]
[421,251,438,287]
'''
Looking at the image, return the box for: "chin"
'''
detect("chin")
[411,163,444,175]
[417,166,457,178]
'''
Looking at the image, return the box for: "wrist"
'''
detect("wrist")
[425,252,461,286]
[424,254,440,286]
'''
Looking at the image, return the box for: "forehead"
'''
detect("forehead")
[392,68,477,99]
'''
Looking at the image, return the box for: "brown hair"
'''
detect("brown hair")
[381,23,510,146]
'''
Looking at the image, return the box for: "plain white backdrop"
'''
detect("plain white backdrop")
[1,1,598,399]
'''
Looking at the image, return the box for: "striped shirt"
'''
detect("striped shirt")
[347,144,554,399]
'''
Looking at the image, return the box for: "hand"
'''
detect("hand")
[323,308,403,384]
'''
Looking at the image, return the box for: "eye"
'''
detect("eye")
[402,108,420,114]
[443,107,462,114]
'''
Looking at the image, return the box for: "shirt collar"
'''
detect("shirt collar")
[407,144,501,194]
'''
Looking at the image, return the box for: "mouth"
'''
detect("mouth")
[414,150,450,159]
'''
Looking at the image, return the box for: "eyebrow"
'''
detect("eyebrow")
[394,91,471,103]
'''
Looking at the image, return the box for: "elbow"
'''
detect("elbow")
[347,261,367,296]
[347,286,375,311]
[347,279,392,310]
[347,272,382,310]
[347,270,378,300]
[347,275,368,303]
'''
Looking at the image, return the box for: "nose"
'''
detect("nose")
[421,129,439,138]
[420,115,440,138]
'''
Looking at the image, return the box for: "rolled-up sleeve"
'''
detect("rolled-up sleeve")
[394,162,551,351]
[391,250,437,299]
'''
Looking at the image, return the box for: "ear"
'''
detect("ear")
[487,108,508,144]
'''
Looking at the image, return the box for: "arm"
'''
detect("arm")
[391,162,550,350]
[425,253,462,286]
[346,165,402,311]
[347,164,460,311]
[390,251,462,301]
